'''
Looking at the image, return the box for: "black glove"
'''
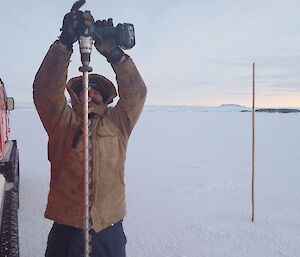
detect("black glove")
[94,19,125,64]
[59,10,94,50]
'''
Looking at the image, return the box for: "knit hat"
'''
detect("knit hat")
[68,74,117,105]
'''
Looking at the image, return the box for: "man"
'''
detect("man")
[33,8,147,257]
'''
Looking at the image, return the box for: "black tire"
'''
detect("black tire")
[0,188,19,257]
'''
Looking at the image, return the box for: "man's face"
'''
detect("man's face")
[79,88,104,105]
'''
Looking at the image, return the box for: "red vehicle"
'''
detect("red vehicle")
[0,78,20,257]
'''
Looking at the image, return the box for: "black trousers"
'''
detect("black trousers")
[45,221,127,257]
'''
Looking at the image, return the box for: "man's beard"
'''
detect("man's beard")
[88,102,106,117]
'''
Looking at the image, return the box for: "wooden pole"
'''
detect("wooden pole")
[252,62,255,222]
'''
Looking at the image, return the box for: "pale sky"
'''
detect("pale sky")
[1,0,300,107]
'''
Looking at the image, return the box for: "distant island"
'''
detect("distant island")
[220,104,247,108]
[242,108,300,113]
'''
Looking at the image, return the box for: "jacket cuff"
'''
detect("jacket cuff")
[111,55,131,70]
[51,40,73,59]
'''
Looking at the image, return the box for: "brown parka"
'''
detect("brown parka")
[33,41,147,232]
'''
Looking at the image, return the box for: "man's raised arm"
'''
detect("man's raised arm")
[33,41,72,134]
[93,19,147,137]
[110,56,147,137]
[33,9,94,134]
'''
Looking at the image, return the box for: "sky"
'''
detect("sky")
[1,0,300,107]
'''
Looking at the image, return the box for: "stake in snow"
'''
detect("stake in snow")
[252,62,255,223]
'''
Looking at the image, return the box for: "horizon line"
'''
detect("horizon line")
[14,101,300,109]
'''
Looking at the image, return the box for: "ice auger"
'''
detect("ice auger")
[71,0,136,256]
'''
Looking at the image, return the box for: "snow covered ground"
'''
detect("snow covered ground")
[10,106,300,257]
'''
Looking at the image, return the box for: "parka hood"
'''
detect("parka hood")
[66,74,117,117]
